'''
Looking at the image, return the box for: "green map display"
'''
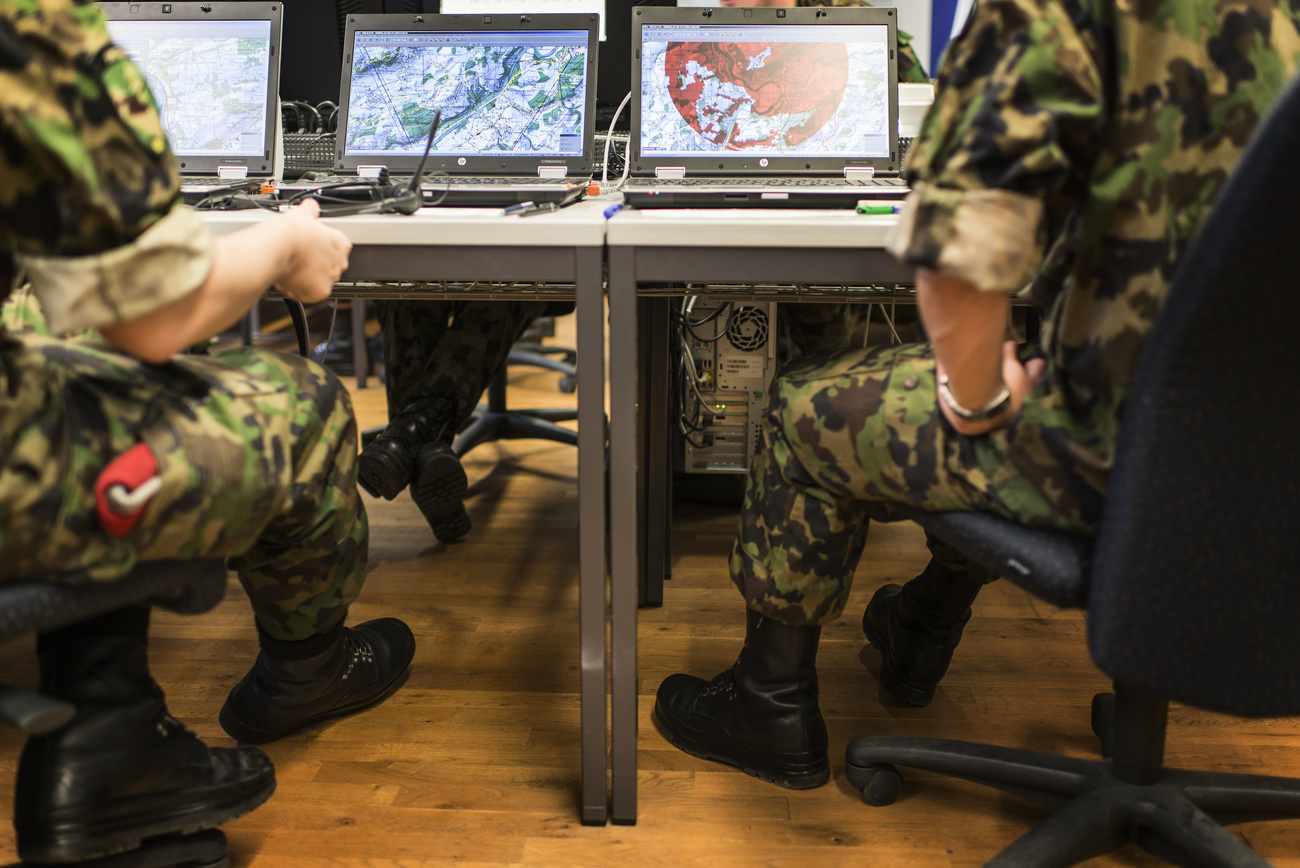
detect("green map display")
[346,41,588,155]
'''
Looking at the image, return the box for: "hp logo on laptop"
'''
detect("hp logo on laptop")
[458,157,467,166]
[759,158,768,167]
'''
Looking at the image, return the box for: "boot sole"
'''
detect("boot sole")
[411,447,471,543]
[218,663,412,745]
[357,448,412,501]
[651,703,830,790]
[17,772,274,864]
[862,603,936,708]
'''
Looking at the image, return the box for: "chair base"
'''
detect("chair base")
[19,829,229,868]
[845,735,1300,868]
[453,407,578,457]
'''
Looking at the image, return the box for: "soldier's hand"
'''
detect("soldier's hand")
[938,341,1047,437]
[274,199,352,304]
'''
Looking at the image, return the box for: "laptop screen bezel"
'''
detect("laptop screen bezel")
[630,7,900,177]
[336,13,601,176]
[99,1,283,177]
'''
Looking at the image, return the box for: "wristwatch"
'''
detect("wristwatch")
[937,375,1012,423]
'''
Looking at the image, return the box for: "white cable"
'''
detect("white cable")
[602,91,632,185]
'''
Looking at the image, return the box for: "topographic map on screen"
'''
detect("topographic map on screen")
[640,33,888,157]
[346,42,588,155]
[112,27,271,156]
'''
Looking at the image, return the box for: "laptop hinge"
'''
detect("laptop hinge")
[216,166,250,180]
[654,167,686,179]
[537,166,568,179]
[357,165,387,179]
[844,167,875,181]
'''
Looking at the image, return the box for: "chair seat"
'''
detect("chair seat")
[0,559,228,645]
[895,506,1094,609]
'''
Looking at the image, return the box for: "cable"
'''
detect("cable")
[676,297,736,344]
[313,300,340,364]
[285,299,310,357]
[602,91,632,186]
[284,111,446,216]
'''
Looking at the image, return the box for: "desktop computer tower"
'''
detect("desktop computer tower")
[674,300,778,474]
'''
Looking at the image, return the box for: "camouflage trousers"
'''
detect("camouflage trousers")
[732,341,1104,626]
[376,298,549,427]
[0,335,366,641]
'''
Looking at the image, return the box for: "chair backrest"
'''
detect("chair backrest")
[1086,74,1300,717]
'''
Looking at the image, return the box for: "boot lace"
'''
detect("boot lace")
[156,711,196,739]
[698,666,739,701]
[341,630,376,681]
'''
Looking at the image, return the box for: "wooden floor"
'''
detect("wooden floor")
[2,317,1299,866]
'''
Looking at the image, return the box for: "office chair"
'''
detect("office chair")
[845,75,1300,867]
[452,300,579,458]
[1,560,234,867]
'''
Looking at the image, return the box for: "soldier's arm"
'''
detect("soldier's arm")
[916,268,1046,435]
[100,202,350,364]
[886,0,1104,430]
[0,2,349,364]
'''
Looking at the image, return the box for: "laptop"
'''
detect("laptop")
[624,6,908,209]
[100,2,283,204]
[297,12,600,207]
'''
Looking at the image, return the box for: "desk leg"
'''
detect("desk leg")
[640,297,670,608]
[608,247,639,825]
[575,247,608,826]
[351,302,368,390]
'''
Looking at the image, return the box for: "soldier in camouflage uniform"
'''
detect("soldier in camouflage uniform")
[656,0,1300,789]
[358,297,548,543]
[1,1,415,860]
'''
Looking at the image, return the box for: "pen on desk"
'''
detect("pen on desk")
[502,201,535,216]
[603,202,624,219]
[517,201,560,218]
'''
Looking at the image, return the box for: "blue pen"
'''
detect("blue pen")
[603,202,624,219]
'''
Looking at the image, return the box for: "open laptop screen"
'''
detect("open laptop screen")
[639,22,891,160]
[104,18,273,158]
[343,28,592,160]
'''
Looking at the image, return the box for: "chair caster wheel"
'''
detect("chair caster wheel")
[559,374,576,394]
[1091,692,1116,758]
[846,762,902,806]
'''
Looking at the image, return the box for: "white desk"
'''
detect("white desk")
[604,208,913,824]
[204,200,611,825]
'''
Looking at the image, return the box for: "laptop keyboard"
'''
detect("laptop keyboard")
[626,177,906,187]
[431,177,573,186]
[283,175,572,187]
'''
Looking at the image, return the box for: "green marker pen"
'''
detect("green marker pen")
[855,202,901,215]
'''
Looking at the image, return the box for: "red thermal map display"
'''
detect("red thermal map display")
[665,41,849,149]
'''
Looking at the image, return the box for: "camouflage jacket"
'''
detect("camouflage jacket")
[794,0,929,82]
[1,0,214,502]
[889,0,1300,493]
[0,0,211,337]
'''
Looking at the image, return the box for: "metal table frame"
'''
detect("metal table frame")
[605,208,911,823]
[204,203,611,825]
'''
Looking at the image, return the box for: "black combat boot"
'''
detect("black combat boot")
[411,440,471,543]
[862,550,989,707]
[357,397,454,500]
[15,607,275,865]
[219,618,416,744]
[653,608,828,789]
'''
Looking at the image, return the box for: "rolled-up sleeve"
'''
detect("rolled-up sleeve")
[888,0,1104,292]
[20,206,213,335]
[0,0,207,332]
